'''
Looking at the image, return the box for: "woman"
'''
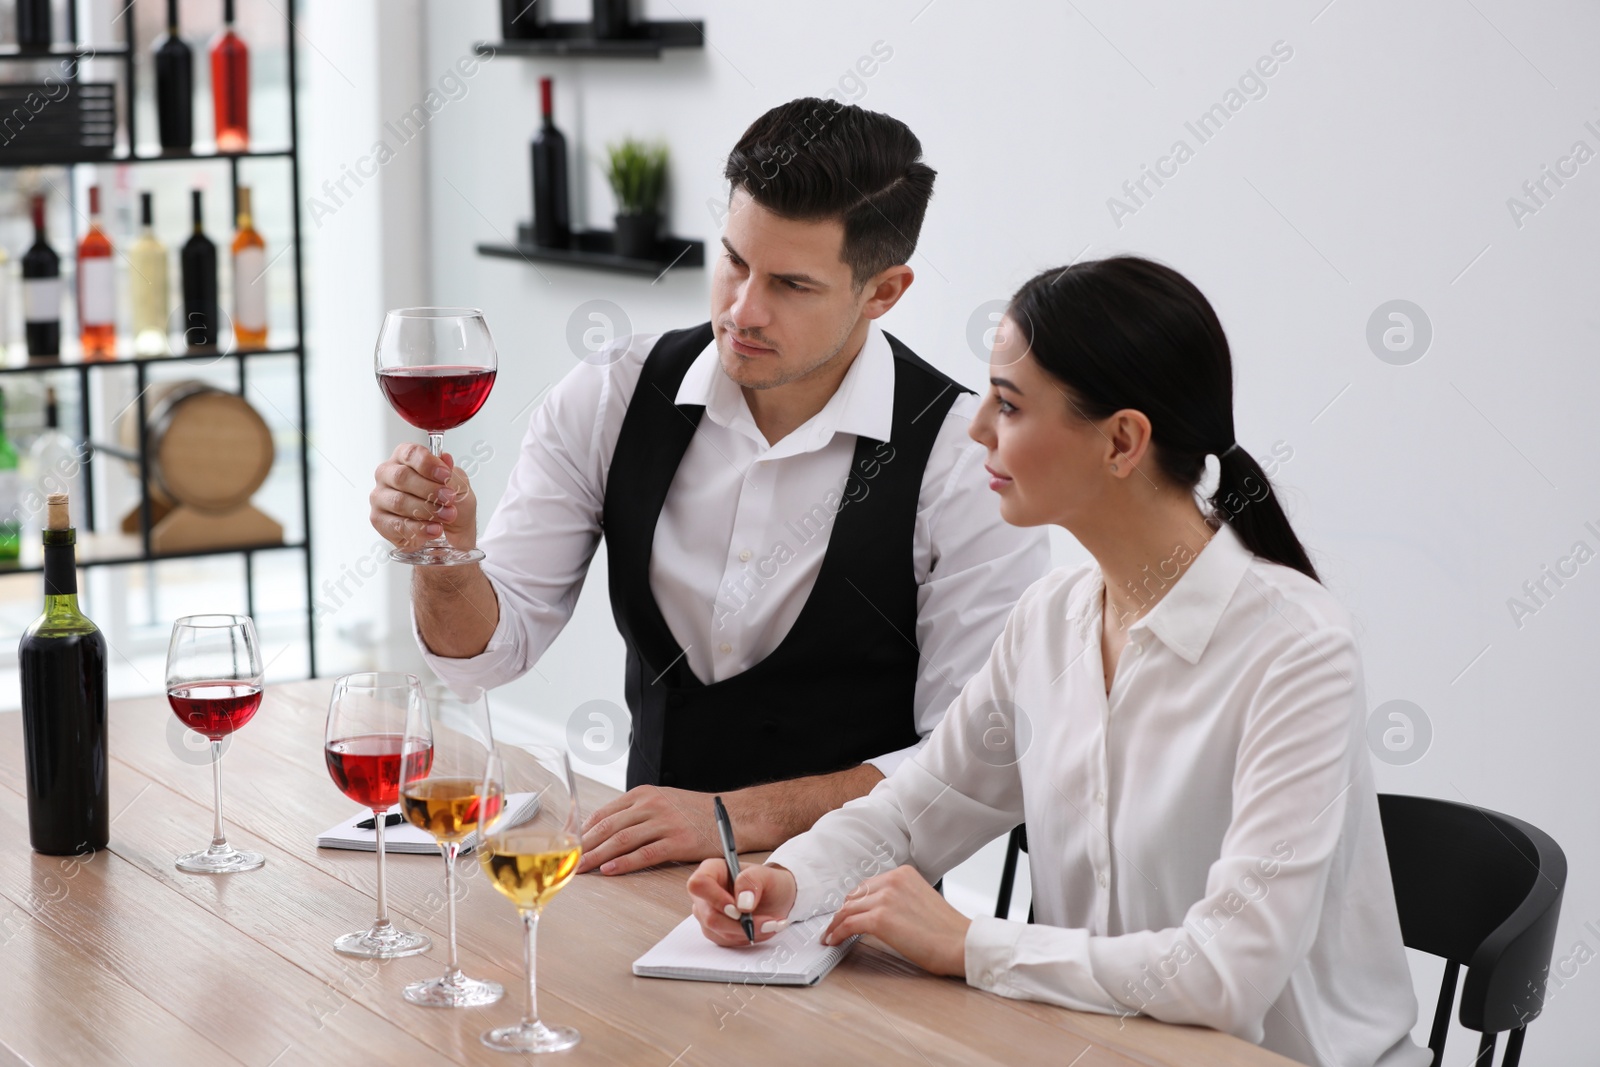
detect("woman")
[685,256,1429,1067]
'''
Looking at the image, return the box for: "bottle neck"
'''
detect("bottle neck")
[42,533,88,625]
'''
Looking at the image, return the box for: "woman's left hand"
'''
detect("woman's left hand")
[819,865,971,978]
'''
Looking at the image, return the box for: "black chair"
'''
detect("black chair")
[992,795,1565,1067]
[994,824,1032,922]
[1379,794,1566,1067]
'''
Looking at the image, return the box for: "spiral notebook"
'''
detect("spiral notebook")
[632,912,859,986]
[315,792,541,856]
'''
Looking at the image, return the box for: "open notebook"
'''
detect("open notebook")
[633,912,859,986]
[315,792,541,856]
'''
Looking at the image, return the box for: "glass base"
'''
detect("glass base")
[481,1021,581,1054]
[390,543,485,566]
[333,922,431,959]
[404,972,503,1008]
[176,844,265,874]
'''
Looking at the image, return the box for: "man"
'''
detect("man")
[370,97,1049,876]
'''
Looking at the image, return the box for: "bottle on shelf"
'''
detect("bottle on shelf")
[77,185,115,361]
[0,386,19,562]
[231,186,267,348]
[154,0,195,152]
[22,194,61,364]
[19,492,110,857]
[27,386,83,533]
[15,0,52,52]
[0,243,12,357]
[182,189,218,348]
[130,192,170,355]
[211,0,250,153]
[531,76,571,249]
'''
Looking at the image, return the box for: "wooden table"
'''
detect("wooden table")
[0,680,1296,1066]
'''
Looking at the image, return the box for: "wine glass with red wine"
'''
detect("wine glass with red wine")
[375,307,498,566]
[325,672,433,959]
[166,614,265,874]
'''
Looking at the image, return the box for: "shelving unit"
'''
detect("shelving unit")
[0,2,316,675]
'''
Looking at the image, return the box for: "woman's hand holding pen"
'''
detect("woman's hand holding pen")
[686,861,797,947]
[819,866,970,978]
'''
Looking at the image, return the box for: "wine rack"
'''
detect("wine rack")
[0,2,317,675]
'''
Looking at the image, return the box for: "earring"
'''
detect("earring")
[1110,463,1118,472]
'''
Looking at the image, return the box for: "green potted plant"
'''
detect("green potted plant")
[604,137,668,260]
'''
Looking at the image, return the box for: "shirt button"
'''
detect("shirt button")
[1098,872,1108,888]
[718,643,732,654]
[738,549,752,562]
[1094,790,1105,806]
[980,970,995,988]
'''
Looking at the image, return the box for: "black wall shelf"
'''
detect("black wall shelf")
[476,20,704,59]
[478,225,702,277]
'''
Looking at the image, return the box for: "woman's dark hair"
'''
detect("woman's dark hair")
[1008,255,1320,583]
[723,97,936,291]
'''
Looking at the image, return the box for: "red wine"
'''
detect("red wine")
[22,195,61,360]
[168,682,262,739]
[211,0,250,152]
[181,189,218,347]
[326,734,433,810]
[378,366,496,431]
[153,0,194,150]
[531,77,570,249]
[19,495,109,856]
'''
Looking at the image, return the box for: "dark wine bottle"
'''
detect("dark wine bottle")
[22,194,61,362]
[591,0,633,40]
[531,77,570,249]
[181,189,218,348]
[19,492,109,856]
[16,0,52,52]
[153,0,194,151]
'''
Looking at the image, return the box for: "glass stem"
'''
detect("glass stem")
[443,840,461,978]
[522,909,541,1028]
[425,432,449,551]
[373,809,390,928]
[209,739,228,850]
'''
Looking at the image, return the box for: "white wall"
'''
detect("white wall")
[312,1,1600,1060]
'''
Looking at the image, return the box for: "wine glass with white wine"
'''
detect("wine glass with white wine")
[477,742,583,1053]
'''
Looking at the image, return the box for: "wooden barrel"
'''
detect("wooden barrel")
[119,381,275,514]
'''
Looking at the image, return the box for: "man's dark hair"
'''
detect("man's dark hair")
[723,97,936,291]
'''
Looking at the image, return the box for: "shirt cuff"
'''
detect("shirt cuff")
[964,914,1026,993]
[863,739,924,779]
[765,845,848,922]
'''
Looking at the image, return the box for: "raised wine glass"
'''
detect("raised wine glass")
[400,682,504,1008]
[375,307,497,567]
[478,742,583,1053]
[167,614,265,874]
[325,672,432,959]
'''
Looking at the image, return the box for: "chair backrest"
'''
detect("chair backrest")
[1379,793,1566,1039]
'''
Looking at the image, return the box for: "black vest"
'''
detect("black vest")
[601,322,969,792]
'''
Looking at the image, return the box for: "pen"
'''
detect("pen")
[356,813,403,830]
[713,795,755,944]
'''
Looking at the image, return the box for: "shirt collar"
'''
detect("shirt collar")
[673,320,896,455]
[1071,519,1256,664]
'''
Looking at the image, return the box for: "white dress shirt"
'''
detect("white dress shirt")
[415,320,1051,777]
[767,519,1430,1067]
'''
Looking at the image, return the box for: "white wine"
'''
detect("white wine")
[129,193,169,355]
[480,830,581,912]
